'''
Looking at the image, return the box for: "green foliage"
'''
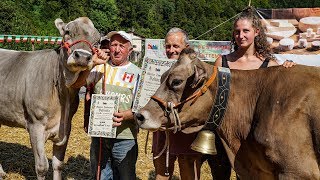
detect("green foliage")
[269,0,320,8]
[87,0,120,35]
[0,0,316,50]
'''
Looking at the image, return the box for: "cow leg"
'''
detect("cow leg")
[28,123,49,180]
[206,133,232,180]
[52,114,72,180]
[52,143,68,180]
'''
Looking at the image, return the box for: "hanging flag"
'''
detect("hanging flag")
[22,36,28,43]
[7,36,12,43]
[0,35,4,43]
[30,36,35,43]
[44,36,49,44]
[15,35,21,43]
[56,37,63,45]
[122,72,134,83]
[50,37,56,44]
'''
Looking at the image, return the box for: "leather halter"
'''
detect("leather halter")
[61,39,97,55]
[151,66,218,116]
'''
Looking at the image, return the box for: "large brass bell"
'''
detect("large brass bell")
[191,130,217,155]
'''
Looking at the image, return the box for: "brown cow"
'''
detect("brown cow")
[0,17,100,180]
[135,48,320,179]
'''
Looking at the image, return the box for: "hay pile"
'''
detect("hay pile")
[0,100,235,179]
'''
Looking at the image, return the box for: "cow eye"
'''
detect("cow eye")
[171,79,183,87]
[92,42,100,48]
[64,30,70,35]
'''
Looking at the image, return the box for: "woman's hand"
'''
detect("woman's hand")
[282,60,296,68]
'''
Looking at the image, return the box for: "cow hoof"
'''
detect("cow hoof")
[0,164,7,179]
[0,171,6,179]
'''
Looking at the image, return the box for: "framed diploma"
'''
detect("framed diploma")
[132,57,176,112]
[88,94,119,138]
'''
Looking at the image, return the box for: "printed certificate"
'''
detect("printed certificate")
[132,57,176,112]
[88,94,119,138]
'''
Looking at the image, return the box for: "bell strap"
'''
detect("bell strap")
[204,67,231,130]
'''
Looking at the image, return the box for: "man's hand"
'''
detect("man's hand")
[112,109,134,127]
[93,48,110,66]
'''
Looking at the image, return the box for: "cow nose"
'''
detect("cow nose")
[135,113,145,122]
[74,50,92,61]
[74,50,80,58]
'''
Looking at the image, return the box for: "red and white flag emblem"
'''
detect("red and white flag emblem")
[122,72,134,83]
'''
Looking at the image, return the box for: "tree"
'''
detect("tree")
[88,0,120,34]
[0,1,16,33]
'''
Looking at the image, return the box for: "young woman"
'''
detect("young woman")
[215,7,294,69]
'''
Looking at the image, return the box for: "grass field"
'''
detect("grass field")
[0,100,235,180]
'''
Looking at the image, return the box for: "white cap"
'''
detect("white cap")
[100,35,109,42]
[106,31,132,44]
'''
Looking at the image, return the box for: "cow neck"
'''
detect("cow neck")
[203,67,231,131]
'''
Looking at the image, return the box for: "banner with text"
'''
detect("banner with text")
[145,39,231,62]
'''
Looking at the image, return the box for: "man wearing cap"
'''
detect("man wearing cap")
[86,31,141,180]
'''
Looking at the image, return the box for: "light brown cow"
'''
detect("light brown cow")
[135,48,320,179]
[0,17,100,180]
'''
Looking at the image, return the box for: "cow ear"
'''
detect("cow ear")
[190,52,197,60]
[160,69,170,83]
[55,18,65,36]
[191,64,207,88]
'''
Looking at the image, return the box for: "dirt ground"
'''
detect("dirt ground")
[0,100,236,180]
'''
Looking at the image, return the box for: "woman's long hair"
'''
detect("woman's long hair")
[231,6,274,60]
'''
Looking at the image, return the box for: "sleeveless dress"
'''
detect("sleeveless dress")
[221,55,270,68]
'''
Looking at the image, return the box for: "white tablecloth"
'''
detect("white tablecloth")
[275,54,320,67]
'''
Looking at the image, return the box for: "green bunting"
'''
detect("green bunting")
[0,35,62,44]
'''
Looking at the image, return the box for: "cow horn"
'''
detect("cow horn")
[191,130,217,155]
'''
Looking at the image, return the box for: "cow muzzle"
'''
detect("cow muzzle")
[135,100,182,133]
[134,110,162,131]
[62,39,97,70]
[66,49,93,72]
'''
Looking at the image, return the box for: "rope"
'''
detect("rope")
[96,138,102,180]
[165,132,170,176]
[144,131,150,155]
[96,58,107,180]
[153,131,169,160]
[173,109,181,132]
[194,13,241,40]
[256,8,269,26]
[167,102,181,133]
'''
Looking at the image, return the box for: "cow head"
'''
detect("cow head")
[55,17,101,86]
[135,48,216,134]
